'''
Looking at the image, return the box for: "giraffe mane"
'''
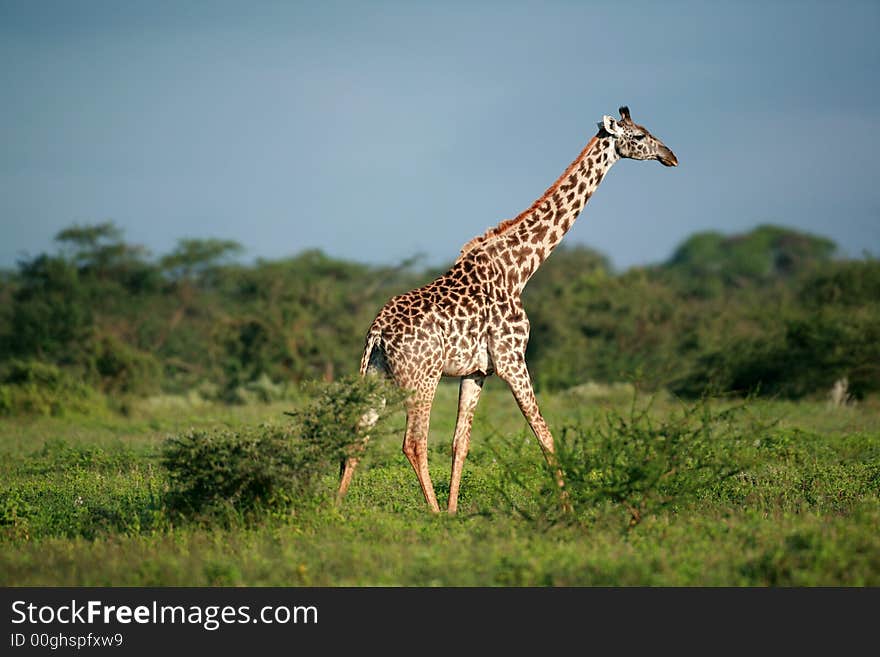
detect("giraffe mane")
[455,135,601,262]
[456,216,522,260]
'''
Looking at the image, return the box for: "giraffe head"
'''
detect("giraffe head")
[600,106,678,167]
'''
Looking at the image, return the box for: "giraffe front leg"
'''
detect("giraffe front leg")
[496,356,572,513]
[448,373,485,515]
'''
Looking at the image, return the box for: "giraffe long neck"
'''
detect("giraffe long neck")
[474,133,618,295]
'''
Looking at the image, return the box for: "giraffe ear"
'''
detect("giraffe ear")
[601,115,621,136]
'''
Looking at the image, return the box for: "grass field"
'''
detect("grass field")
[2,380,879,586]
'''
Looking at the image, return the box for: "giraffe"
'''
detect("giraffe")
[337,106,677,513]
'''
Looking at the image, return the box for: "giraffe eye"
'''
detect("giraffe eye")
[633,134,646,141]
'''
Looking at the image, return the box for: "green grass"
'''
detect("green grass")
[1,380,879,586]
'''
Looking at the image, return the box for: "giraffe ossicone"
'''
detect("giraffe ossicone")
[337,106,678,513]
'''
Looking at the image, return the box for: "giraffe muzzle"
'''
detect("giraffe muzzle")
[658,147,678,167]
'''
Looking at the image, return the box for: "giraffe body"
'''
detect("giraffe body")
[338,107,677,513]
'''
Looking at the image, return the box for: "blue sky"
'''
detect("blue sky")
[1,0,878,271]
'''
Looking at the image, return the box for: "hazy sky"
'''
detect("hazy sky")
[1,0,878,271]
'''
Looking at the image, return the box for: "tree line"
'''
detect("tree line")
[1,221,877,413]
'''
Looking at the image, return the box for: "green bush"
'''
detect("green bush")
[226,373,295,405]
[290,374,404,463]
[161,424,305,519]
[86,335,163,395]
[161,375,402,519]
[526,265,686,390]
[675,305,880,399]
[0,360,106,417]
[500,399,765,525]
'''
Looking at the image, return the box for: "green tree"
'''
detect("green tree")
[55,221,157,292]
[3,255,93,363]
[663,224,836,296]
[160,238,243,280]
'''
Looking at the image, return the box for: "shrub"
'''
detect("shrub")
[290,374,405,464]
[226,373,295,405]
[0,360,106,417]
[162,424,306,519]
[86,335,163,395]
[161,374,402,519]
[499,398,765,526]
[675,306,880,399]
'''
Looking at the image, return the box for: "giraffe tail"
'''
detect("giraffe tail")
[357,326,387,428]
[359,328,383,377]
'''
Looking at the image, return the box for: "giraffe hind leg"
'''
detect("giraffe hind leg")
[448,373,485,514]
[336,405,382,504]
[336,344,389,504]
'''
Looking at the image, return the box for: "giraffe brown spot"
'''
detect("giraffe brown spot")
[513,246,532,266]
[530,224,549,243]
